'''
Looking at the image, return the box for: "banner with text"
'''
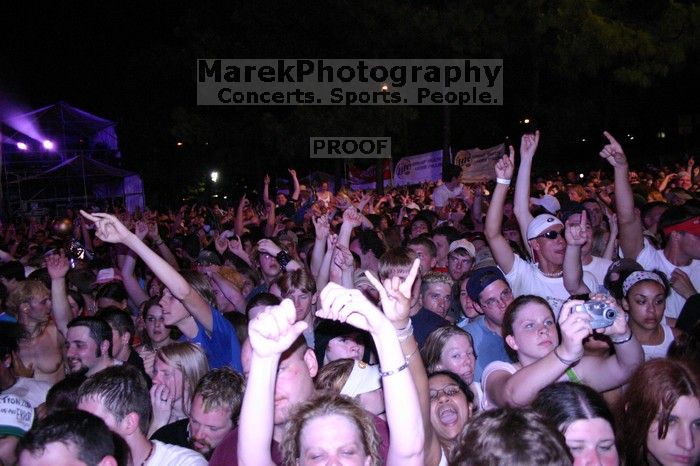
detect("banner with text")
[454,143,505,183]
[393,149,444,186]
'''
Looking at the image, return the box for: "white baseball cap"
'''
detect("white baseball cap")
[530,195,561,214]
[526,214,564,240]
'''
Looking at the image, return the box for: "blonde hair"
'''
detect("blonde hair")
[421,326,476,372]
[7,280,50,317]
[281,393,381,466]
[155,342,209,414]
[420,271,453,294]
[217,267,245,291]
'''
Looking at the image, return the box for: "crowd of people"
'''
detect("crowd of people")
[0,131,698,465]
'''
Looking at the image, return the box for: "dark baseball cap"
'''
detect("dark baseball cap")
[467,266,507,302]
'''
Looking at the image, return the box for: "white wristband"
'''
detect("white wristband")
[496,177,511,185]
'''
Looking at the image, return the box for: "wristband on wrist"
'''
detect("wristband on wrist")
[154,238,164,246]
[276,250,292,268]
[553,346,582,366]
[396,321,414,342]
[379,360,409,378]
[496,177,511,185]
[611,332,633,344]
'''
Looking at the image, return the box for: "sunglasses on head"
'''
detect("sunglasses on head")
[533,229,565,240]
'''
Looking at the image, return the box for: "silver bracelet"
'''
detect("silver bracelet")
[379,360,409,378]
[496,177,511,185]
[553,346,582,366]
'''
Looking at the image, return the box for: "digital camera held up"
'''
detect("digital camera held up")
[574,300,618,329]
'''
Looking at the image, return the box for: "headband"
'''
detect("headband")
[663,216,700,236]
[623,271,665,296]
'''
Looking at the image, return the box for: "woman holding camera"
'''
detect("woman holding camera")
[481,295,643,410]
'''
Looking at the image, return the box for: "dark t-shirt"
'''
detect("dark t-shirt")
[150,418,190,448]
[411,307,450,347]
[125,348,151,387]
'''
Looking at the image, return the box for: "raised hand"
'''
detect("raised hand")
[332,244,354,271]
[134,220,148,241]
[326,233,338,251]
[495,145,515,180]
[599,131,627,168]
[312,214,330,240]
[342,207,363,229]
[317,282,389,335]
[557,300,591,361]
[248,299,308,358]
[565,210,589,247]
[365,258,420,325]
[80,210,133,244]
[591,295,629,338]
[214,234,228,255]
[228,235,243,253]
[288,168,297,178]
[263,174,270,185]
[670,268,697,299]
[520,130,540,160]
[147,222,161,241]
[46,253,70,279]
[257,238,281,257]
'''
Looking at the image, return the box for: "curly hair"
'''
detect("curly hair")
[281,393,381,466]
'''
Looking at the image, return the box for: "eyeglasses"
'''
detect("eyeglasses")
[533,229,565,240]
[481,289,513,309]
[429,385,462,401]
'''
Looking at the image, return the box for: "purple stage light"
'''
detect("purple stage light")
[16,142,28,151]
[42,140,54,150]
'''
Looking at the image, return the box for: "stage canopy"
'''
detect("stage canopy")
[0,101,144,216]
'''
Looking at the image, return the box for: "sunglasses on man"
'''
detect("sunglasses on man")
[532,228,565,240]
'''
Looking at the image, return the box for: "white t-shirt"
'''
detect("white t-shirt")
[2,377,51,408]
[146,440,207,466]
[504,255,599,316]
[642,322,675,361]
[431,183,465,208]
[480,361,517,411]
[632,240,700,319]
[583,256,613,292]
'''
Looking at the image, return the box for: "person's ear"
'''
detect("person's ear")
[120,332,131,348]
[505,335,518,352]
[303,348,319,378]
[98,455,119,466]
[101,340,111,357]
[311,292,318,306]
[528,239,540,254]
[120,412,141,436]
[429,256,437,270]
[621,298,630,311]
[472,301,483,314]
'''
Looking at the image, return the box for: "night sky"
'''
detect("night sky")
[2,1,698,206]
